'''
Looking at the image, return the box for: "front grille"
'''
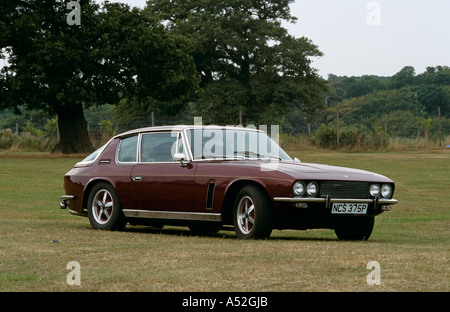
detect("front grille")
[319,181,369,199]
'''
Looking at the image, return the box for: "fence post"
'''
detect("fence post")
[336,111,340,150]
[438,107,442,147]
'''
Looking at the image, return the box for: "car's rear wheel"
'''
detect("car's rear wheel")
[87,182,126,231]
[233,185,273,239]
[334,216,374,240]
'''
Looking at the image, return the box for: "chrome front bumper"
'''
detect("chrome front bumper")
[59,195,77,209]
[273,197,398,211]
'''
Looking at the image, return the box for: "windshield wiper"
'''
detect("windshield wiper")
[234,151,281,160]
[206,155,245,160]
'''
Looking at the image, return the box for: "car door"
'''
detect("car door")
[130,131,197,212]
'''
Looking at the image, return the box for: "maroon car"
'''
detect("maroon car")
[60,125,397,240]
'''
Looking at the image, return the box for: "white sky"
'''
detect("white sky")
[103,0,449,79]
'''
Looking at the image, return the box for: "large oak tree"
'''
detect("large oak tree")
[0,0,198,153]
[147,0,327,125]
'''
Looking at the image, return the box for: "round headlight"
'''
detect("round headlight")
[381,184,392,198]
[370,184,380,197]
[306,182,319,197]
[293,181,306,197]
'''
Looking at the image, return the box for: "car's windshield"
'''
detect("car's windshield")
[185,128,292,161]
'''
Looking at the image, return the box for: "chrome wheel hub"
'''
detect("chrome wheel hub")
[92,189,113,224]
[237,196,255,235]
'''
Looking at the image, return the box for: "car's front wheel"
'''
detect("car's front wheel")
[87,182,126,231]
[334,216,374,240]
[233,185,273,239]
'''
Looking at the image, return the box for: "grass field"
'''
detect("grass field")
[0,149,448,292]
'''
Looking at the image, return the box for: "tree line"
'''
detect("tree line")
[1,0,325,153]
[321,66,450,142]
[1,1,448,153]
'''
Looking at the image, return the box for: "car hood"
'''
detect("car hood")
[257,161,393,183]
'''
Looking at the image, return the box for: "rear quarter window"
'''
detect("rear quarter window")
[117,135,138,163]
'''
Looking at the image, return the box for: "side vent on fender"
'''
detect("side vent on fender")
[206,179,216,210]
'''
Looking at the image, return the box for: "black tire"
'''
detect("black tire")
[87,182,126,231]
[233,185,273,239]
[334,216,374,241]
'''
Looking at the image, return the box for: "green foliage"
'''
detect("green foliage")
[312,125,389,150]
[367,127,390,149]
[0,0,199,153]
[148,0,327,125]
[390,66,415,89]
[324,65,450,143]
[99,120,116,141]
[1,1,448,152]
[415,84,449,116]
[43,118,57,137]
[16,132,45,151]
[0,127,50,151]
[0,129,17,149]
[312,124,337,148]
[84,105,115,129]
[339,126,361,148]
[22,121,43,137]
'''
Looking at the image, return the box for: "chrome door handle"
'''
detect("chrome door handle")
[132,176,143,182]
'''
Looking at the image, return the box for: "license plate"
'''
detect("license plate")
[331,203,368,214]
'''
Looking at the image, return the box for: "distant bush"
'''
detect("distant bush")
[311,125,390,150]
[16,132,45,151]
[312,124,337,148]
[367,127,390,149]
[0,128,51,151]
[0,129,18,149]
[339,126,361,148]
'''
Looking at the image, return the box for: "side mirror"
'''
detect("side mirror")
[173,153,185,161]
[173,153,189,167]
[294,157,301,163]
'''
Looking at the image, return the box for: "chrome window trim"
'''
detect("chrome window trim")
[139,130,184,164]
[75,139,112,167]
[115,135,139,165]
[137,132,142,163]
[183,127,290,162]
[182,128,194,161]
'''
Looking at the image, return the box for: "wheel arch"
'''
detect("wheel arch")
[221,179,271,225]
[82,178,116,212]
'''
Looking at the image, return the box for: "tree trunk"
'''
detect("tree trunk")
[52,103,94,154]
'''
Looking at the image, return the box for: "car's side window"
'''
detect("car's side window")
[117,135,138,163]
[140,132,180,163]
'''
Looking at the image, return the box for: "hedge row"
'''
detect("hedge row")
[311,125,390,150]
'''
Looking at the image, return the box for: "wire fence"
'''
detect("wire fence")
[87,108,450,149]
[89,108,448,137]
[1,106,448,151]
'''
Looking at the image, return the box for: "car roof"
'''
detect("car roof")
[114,125,262,139]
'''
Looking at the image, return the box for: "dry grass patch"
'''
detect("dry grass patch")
[0,151,448,292]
